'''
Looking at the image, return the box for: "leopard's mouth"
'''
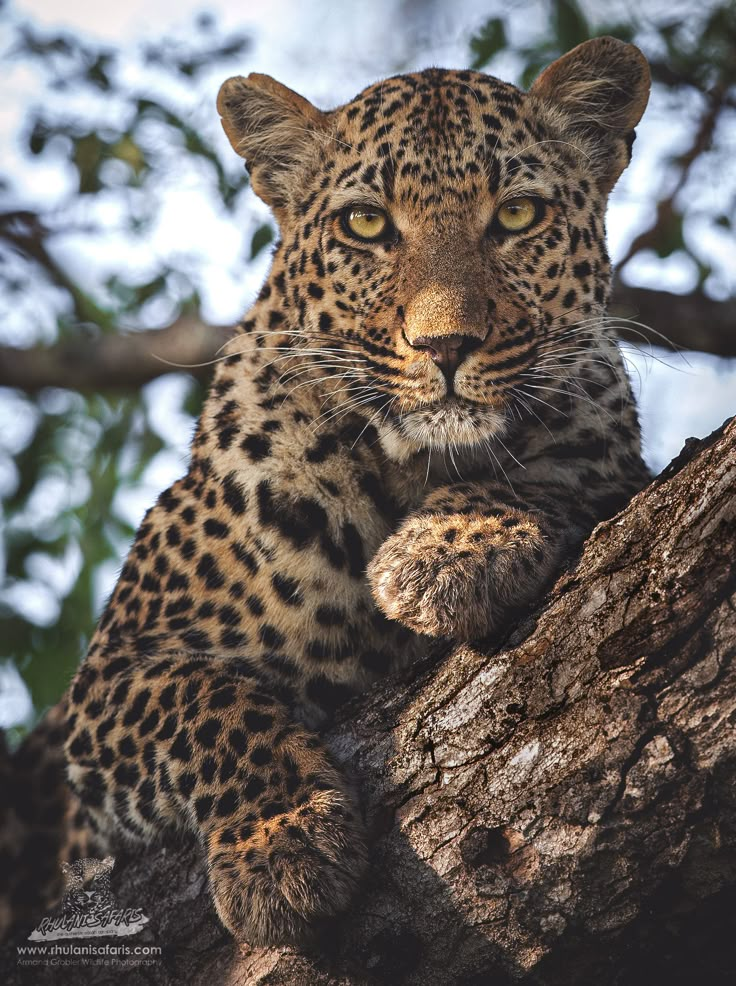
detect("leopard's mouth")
[391,397,508,450]
[420,395,481,412]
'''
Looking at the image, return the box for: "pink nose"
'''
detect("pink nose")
[409,334,480,379]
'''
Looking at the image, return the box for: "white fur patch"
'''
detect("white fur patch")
[379,399,508,460]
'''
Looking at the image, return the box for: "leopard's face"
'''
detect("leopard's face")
[289,71,613,453]
[218,41,649,456]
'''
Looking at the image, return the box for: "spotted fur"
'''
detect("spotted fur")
[60,856,115,916]
[57,38,654,945]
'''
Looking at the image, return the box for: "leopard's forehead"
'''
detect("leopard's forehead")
[341,68,524,131]
[327,68,563,214]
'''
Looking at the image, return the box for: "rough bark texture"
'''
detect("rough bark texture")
[5,418,736,985]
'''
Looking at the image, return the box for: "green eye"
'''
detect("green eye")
[343,207,390,241]
[496,197,541,233]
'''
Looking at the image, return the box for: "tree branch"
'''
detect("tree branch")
[5,416,735,984]
[0,285,734,396]
[0,318,234,392]
[610,280,736,357]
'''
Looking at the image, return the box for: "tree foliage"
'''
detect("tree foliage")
[0,12,256,726]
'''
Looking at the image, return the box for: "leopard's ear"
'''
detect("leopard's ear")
[530,36,650,193]
[217,73,328,214]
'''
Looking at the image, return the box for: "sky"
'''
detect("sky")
[1,0,735,724]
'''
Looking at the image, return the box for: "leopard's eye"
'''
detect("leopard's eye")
[495,196,542,233]
[342,207,390,242]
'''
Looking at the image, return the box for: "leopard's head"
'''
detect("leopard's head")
[61,855,114,890]
[218,38,649,458]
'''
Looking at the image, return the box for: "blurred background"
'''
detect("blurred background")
[0,0,734,737]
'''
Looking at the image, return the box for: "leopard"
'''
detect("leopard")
[10,36,653,947]
[60,856,115,917]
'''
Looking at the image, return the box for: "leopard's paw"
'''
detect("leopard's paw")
[367,511,551,638]
[208,787,367,945]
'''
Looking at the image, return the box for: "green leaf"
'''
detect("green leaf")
[597,23,635,43]
[250,223,274,259]
[469,17,507,69]
[135,273,168,306]
[183,379,206,418]
[73,132,106,194]
[695,259,713,288]
[519,51,556,90]
[654,211,685,258]
[86,53,112,91]
[553,0,590,50]
[111,134,147,175]
[28,122,47,155]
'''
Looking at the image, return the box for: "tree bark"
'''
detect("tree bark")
[1,281,734,394]
[4,417,736,986]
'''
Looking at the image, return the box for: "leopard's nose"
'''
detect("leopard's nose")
[409,334,482,380]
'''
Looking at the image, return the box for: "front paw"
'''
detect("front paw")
[208,788,367,946]
[367,512,550,639]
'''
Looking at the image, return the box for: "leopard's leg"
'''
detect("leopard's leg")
[367,480,582,639]
[66,654,367,945]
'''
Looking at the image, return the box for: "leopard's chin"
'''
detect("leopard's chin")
[377,398,508,461]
